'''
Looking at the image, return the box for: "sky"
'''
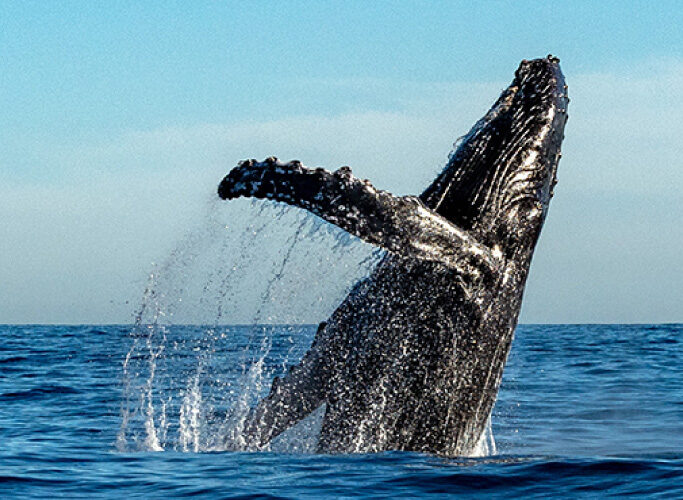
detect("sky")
[1,1,681,324]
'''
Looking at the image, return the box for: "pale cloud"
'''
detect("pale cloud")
[561,59,683,196]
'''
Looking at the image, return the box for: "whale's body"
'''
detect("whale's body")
[219,57,568,455]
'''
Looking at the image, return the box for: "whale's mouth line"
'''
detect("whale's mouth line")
[420,55,568,234]
[430,83,522,214]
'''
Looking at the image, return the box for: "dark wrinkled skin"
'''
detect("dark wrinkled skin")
[218,56,568,455]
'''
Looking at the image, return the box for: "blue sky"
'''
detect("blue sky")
[1,1,681,323]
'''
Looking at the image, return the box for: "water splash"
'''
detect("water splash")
[118,199,375,452]
[472,417,497,457]
[179,368,203,452]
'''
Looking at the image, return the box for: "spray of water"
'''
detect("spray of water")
[117,199,374,452]
[117,198,497,456]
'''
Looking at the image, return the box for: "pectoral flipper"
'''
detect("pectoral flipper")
[218,158,499,273]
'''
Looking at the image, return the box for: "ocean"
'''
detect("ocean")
[1,323,681,498]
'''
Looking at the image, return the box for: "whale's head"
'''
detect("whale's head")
[421,56,568,259]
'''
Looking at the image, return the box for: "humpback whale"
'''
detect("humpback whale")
[218,56,568,456]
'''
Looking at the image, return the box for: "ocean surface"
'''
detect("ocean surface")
[1,323,681,498]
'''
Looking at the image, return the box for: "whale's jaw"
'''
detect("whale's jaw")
[421,56,568,252]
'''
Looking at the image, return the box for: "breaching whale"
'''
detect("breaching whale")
[218,56,568,456]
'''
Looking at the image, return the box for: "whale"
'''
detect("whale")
[218,56,568,456]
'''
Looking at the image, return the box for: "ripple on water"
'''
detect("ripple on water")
[0,324,680,498]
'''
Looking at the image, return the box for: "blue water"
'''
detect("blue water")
[1,324,681,498]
